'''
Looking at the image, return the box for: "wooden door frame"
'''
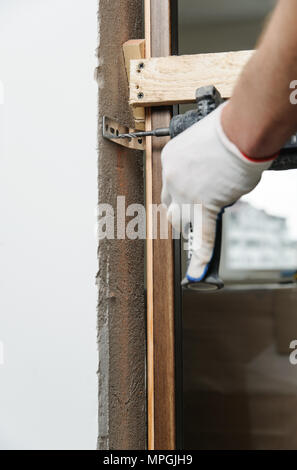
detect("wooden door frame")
[97,0,182,450]
[145,0,183,451]
[97,0,146,450]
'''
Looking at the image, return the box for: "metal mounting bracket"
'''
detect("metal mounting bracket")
[102,116,146,151]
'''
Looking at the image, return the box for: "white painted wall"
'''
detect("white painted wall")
[0,0,98,449]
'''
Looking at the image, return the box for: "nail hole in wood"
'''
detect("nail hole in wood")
[137,62,144,73]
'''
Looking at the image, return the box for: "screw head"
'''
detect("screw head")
[137,62,145,73]
[137,92,144,100]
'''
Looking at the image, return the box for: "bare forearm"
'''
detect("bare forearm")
[222,0,297,158]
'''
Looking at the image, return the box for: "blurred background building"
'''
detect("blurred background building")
[223,201,297,271]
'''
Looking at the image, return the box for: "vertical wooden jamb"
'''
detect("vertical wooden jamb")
[97,0,145,450]
[145,0,176,450]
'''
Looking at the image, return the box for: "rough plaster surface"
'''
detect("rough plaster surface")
[97,0,146,450]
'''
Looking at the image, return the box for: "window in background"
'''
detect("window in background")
[180,0,297,452]
[179,0,297,286]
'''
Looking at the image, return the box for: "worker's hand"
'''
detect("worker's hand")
[161,103,276,282]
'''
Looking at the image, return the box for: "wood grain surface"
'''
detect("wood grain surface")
[130,50,253,106]
[145,0,176,451]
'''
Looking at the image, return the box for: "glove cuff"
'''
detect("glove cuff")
[216,102,278,170]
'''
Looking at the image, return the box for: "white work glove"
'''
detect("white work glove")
[161,103,277,282]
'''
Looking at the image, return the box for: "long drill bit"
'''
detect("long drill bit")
[112,128,170,139]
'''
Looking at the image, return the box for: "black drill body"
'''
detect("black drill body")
[115,85,297,170]
[159,86,297,290]
[106,85,297,291]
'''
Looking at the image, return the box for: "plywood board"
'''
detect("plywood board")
[130,50,254,106]
[123,39,146,129]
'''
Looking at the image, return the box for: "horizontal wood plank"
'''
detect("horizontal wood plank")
[130,50,254,107]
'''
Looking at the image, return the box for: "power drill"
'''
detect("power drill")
[104,85,297,291]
